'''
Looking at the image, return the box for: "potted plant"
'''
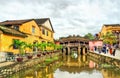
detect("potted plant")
[27,54,33,59]
[37,53,41,57]
[37,42,48,56]
[25,43,33,59]
[32,42,42,57]
[10,40,26,62]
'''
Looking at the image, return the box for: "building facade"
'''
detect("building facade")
[0,18,54,54]
[100,24,120,47]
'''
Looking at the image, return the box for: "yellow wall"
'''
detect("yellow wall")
[0,34,24,54]
[40,26,54,43]
[0,19,55,54]
[100,25,120,36]
[24,35,40,44]
[20,20,40,36]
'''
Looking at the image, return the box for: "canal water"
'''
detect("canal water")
[8,55,120,78]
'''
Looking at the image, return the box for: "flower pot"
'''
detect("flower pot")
[27,55,33,59]
[43,53,46,55]
[37,54,41,57]
[16,57,23,62]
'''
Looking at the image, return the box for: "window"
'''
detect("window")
[14,26,19,31]
[46,31,49,36]
[42,28,45,35]
[32,26,35,34]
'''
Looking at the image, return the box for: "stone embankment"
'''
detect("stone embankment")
[88,51,120,69]
[0,51,62,78]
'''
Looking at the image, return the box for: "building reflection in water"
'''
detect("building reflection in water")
[11,55,120,78]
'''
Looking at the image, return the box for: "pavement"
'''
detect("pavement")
[94,49,120,60]
[0,50,120,68]
[0,61,15,67]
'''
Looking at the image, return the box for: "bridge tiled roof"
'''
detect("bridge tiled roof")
[59,36,89,42]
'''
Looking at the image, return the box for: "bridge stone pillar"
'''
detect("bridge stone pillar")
[78,44,81,55]
[78,46,80,55]
[67,47,70,55]
[63,48,66,55]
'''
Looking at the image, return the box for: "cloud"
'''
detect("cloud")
[0,0,120,39]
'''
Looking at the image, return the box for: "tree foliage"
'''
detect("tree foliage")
[101,32,117,44]
[9,40,26,55]
[84,33,95,40]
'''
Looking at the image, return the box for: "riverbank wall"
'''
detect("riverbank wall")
[0,51,62,77]
[88,52,120,69]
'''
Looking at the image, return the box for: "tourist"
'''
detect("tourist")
[109,47,113,55]
[112,44,117,56]
[106,46,109,53]
[98,46,101,53]
[94,46,97,51]
[112,47,116,56]
[102,45,106,54]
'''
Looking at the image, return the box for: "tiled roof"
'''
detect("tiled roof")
[0,18,55,32]
[0,26,27,37]
[0,19,32,25]
[59,36,89,42]
[34,18,55,32]
[34,18,49,25]
[104,24,120,26]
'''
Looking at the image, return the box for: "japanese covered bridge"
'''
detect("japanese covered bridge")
[59,35,89,55]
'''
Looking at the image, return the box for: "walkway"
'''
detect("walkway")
[94,49,120,60]
[0,62,15,67]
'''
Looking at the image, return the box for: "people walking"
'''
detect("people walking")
[109,47,112,55]
[112,47,116,56]
[112,44,117,56]
[106,46,109,53]
[98,46,101,53]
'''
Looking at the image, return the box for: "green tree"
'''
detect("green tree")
[10,40,26,56]
[101,32,117,45]
[47,42,63,50]
[37,42,48,51]
[25,43,33,52]
[84,33,94,40]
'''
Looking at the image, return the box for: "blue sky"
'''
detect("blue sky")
[0,0,120,39]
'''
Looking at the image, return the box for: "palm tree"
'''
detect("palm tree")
[25,43,33,52]
[32,42,40,53]
[38,42,48,51]
[25,43,33,59]
[9,40,26,62]
[10,40,26,56]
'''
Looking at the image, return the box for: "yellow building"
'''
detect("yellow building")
[34,18,54,43]
[100,24,120,47]
[0,18,54,54]
[100,24,120,36]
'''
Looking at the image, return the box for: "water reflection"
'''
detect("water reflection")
[55,55,120,78]
[9,55,120,78]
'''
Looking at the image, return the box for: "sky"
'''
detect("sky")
[0,0,120,39]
